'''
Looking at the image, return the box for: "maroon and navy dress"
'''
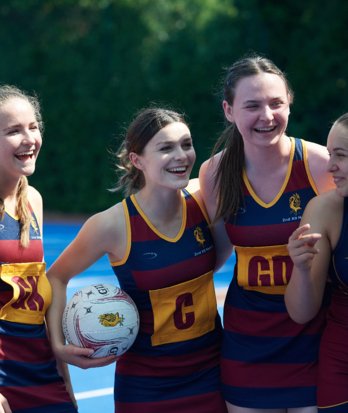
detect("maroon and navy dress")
[0,210,77,413]
[317,196,348,412]
[222,138,328,408]
[110,189,227,413]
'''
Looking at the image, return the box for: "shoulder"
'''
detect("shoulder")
[198,152,224,219]
[27,185,43,226]
[199,151,223,196]
[303,189,344,246]
[306,189,340,211]
[186,178,201,200]
[199,152,223,179]
[303,189,342,227]
[85,202,124,235]
[304,139,328,159]
[302,139,335,193]
[27,185,42,207]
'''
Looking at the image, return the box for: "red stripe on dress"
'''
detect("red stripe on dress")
[222,359,317,387]
[0,335,55,362]
[0,382,72,410]
[129,215,160,241]
[224,305,326,337]
[225,222,299,246]
[118,345,220,376]
[0,239,43,263]
[115,391,227,413]
[132,252,215,290]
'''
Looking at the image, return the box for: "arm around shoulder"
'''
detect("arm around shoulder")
[199,156,234,269]
[306,140,335,194]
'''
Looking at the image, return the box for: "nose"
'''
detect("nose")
[22,129,37,145]
[327,156,337,172]
[260,106,274,121]
[174,146,186,160]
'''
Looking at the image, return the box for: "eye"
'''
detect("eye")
[159,145,172,152]
[245,104,258,109]
[6,128,19,136]
[182,140,193,150]
[270,100,285,109]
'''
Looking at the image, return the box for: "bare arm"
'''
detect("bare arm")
[285,195,333,323]
[306,140,335,194]
[0,394,11,413]
[199,156,234,269]
[46,205,125,369]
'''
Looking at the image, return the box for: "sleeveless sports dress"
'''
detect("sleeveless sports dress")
[222,138,328,408]
[317,196,348,412]
[0,210,77,413]
[110,189,227,413]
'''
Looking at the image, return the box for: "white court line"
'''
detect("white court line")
[75,387,113,400]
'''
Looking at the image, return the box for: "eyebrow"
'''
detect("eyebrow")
[3,121,38,131]
[2,124,20,132]
[331,146,348,152]
[155,136,192,146]
[244,96,284,103]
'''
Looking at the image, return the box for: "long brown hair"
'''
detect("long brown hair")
[111,107,187,197]
[0,85,43,247]
[212,54,294,221]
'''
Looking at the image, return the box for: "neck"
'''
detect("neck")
[0,173,22,200]
[244,135,291,174]
[134,187,183,223]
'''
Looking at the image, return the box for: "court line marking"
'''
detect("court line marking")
[75,387,113,400]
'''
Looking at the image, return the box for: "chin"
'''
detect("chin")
[23,167,36,176]
[176,179,190,189]
[336,187,348,198]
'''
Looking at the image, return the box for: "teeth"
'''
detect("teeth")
[168,167,187,173]
[17,151,33,156]
[255,126,275,132]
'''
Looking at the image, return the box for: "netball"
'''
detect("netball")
[62,283,139,358]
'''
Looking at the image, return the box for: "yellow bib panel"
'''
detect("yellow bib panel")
[0,262,51,324]
[149,271,217,346]
[235,244,292,295]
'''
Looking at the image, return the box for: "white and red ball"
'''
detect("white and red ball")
[62,283,139,358]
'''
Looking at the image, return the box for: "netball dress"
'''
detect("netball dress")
[222,138,328,408]
[0,210,77,413]
[110,189,227,413]
[317,196,348,412]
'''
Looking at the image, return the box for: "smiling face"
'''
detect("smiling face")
[327,121,348,197]
[130,122,196,191]
[0,97,42,182]
[223,72,291,149]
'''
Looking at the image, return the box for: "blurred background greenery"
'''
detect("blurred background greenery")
[1,0,347,214]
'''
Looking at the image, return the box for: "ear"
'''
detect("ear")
[222,100,234,123]
[129,152,143,170]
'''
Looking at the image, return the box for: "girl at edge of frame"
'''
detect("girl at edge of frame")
[46,107,228,413]
[286,113,348,412]
[0,85,78,413]
[198,53,335,413]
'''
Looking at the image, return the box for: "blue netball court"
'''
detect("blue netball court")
[44,221,234,413]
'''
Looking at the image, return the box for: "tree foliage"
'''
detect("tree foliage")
[0,0,346,213]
